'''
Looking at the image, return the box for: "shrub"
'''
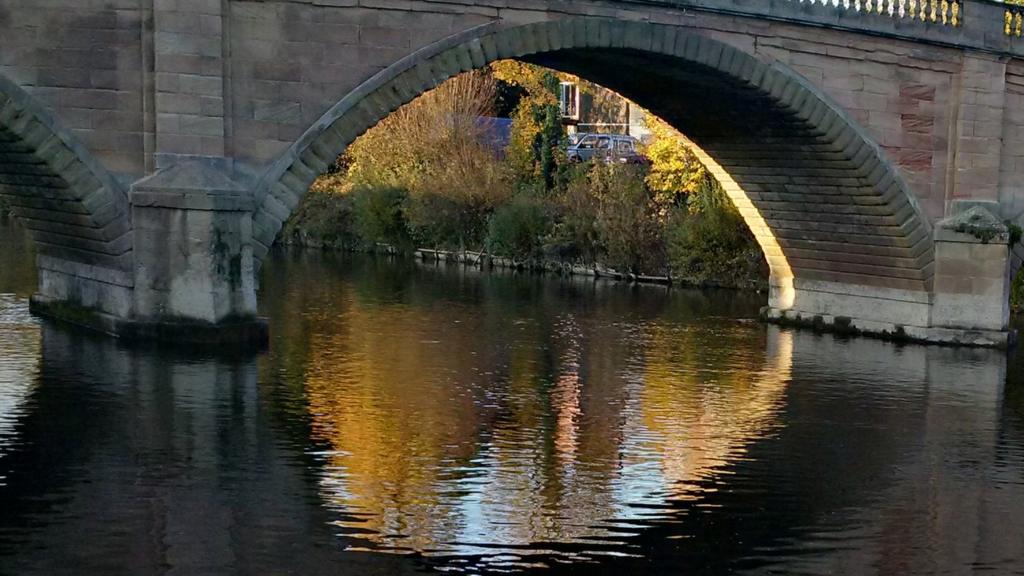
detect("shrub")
[665,181,767,288]
[404,192,491,251]
[351,186,412,250]
[279,187,358,250]
[487,195,551,260]
[590,163,664,273]
[546,162,601,262]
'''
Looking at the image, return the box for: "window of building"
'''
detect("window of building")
[559,82,579,119]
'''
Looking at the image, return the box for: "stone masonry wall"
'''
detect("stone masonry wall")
[227,0,494,163]
[153,0,227,162]
[0,0,146,175]
[0,0,1020,225]
[0,0,1021,230]
[1000,60,1024,224]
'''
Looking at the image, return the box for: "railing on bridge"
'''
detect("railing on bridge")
[785,0,1024,38]
[650,0,1024,47]
[1006,0,1024,37]
[787,0,962,26]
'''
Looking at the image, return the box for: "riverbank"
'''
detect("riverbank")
[275,235,769,292]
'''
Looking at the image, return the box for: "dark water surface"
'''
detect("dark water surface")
[2,218,1024,575]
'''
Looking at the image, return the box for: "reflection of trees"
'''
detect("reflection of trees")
[293,258,789,564]
[303,293,503,552]
[0,295,39,465]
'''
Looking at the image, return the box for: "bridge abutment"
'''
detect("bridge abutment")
[764,203,1015,348]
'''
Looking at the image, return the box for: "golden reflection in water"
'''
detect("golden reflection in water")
[0,222,40,473]
[301,289,793,560]
[0,305,39,470]
[637,326,792,495]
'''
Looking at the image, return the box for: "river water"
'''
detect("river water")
[1,218,1024,575]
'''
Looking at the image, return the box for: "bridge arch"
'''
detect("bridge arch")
[254,17,935,304]
[0,73,132,275]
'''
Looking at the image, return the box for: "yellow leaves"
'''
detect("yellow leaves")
[490,60,558,105]
[309,171,351,196]
[643,117,710,214]
[341,71,512,203]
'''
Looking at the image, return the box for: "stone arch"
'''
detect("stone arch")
[0,73,132,274]
[253,18,934,300]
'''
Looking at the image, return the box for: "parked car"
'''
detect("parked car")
[566,133,649,165]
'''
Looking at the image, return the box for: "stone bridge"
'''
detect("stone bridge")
[1,0,1024,347]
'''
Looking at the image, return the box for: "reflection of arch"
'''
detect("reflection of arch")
[639,324,792,491]
[254,18,934,296]
[0,73,131,273]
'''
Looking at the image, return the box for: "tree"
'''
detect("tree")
[643,117,713,216]
[341,70,513,250]
[491,61,563,192]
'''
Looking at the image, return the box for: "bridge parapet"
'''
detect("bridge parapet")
[786,0,963,26]
[1005,0,1024,36]
[630,0,1019,54]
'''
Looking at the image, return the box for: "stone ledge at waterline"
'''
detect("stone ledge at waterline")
[279,240,769,291]
[760,307,1016,349]
[29,295,270,350]
[414,248,675,286]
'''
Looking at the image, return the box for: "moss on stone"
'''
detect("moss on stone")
[943,206,1008,244]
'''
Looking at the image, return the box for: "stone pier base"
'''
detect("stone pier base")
[29,295,269,348]
[760,301,1015,349]
[27,159,270,349]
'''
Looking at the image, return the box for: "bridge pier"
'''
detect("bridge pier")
[128,160,267,346]
[31,160,268,348]
[764,203,1015,348]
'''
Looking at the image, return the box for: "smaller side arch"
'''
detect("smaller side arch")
[0,73,133,278]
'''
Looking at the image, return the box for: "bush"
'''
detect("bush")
[549,162,666,272]
[487,195,551,260]
[404,192,491,251]
[351,186,412,250]
[590,163,664,273]
[665,181,767,288]
[279,187,358,250]
[546,163,601,262]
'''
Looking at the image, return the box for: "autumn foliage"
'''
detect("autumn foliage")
[282,62,767,288]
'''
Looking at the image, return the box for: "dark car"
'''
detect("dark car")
[566,133,649,165]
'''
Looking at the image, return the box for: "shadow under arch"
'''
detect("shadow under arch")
[0,73,132,275]
[252,17,935,303]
